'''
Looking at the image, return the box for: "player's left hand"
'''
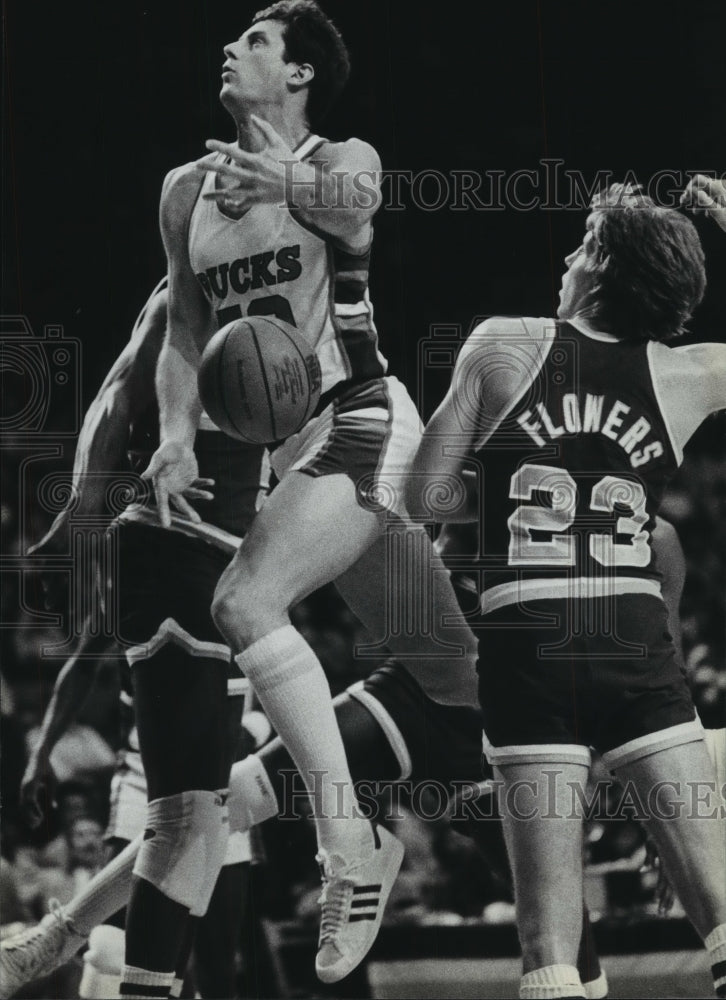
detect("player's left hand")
[196,115,298,211]
[680,174,726,232]
[20,754,59,829]
[142,441,212,527]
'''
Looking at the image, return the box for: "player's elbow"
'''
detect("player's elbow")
[404,468,473,523]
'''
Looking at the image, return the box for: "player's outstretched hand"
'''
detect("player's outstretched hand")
[142,441,211,527]
[20,755,59,829]
[681,175,726,232]
[197,115,296,211]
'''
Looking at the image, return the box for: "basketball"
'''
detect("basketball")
[198,316,322,444]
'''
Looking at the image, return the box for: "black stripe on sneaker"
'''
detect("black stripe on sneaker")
[713,960,726,982]
[351,898,379,908]
[119,986,170,998]
[353,884,382,894]
[349,913,377,922]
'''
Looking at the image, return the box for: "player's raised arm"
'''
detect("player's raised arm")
[143,167,216,526]
[28,285,168,564]
[199,120,381,248]
[405,318,546,521]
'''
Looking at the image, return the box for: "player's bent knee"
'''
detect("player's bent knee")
[133,789,229,918]
[210,589,235,637]
[212,577,282,640]
[79,925,125,1000]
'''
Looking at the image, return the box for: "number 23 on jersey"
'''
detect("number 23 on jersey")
[508,463,650,568]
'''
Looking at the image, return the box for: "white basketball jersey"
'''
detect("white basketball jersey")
[188,135,387,394]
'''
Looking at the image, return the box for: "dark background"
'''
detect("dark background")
[3,0,726,404]
[2,3,725,666]
[0,1,725,975]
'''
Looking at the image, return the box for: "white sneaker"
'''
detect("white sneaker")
[315,824,404,984]
[0,900,87,999]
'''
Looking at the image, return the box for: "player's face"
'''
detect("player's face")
[221,20,292,112]
[557,216,599,319]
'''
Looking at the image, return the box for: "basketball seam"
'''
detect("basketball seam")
[277,323,316,424]
[250,327,277,441]
[218,325,251,442]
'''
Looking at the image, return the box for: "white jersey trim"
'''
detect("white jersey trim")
[227,677,250,697]
[125,617,230,666]
[602,718,703,771]
[335,302,371,317]
[567,318,620,343]
[482,730,592,768]
[294,134,325,160]
[647,340,684,466]
[198,410,220,432]
[344,406,389,421]
[347,681,413,780]
[480,575,662,614]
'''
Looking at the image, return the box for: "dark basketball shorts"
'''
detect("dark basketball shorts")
[268,376,421,514]
[106,510,243,689]
[348,661,484,791]
[476,593,701,770]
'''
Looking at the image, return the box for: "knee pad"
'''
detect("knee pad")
[79,925,125,1000]
[133,789,229,917]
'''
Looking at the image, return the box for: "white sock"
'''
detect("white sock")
[120,964,173,999]
[235,625,373,860]
[67,835,142,936]
[229,753,279,832]
[520,964,586,999]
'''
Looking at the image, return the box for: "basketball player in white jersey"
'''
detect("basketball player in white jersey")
[141,1,479,992]
[407,180,726,999]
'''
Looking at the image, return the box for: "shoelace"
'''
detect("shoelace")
[317,875,355,943]
[6,900,69,959]
[47,899,70,933]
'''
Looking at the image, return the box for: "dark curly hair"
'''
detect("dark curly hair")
[583,184,706,342]
[252,1,350,125]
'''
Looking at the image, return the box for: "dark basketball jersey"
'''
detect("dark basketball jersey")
[472,320,680,612]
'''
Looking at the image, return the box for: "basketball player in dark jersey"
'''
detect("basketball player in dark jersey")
[407,183,726,999]
[1,279,267,1000]
[141,1,479,990]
